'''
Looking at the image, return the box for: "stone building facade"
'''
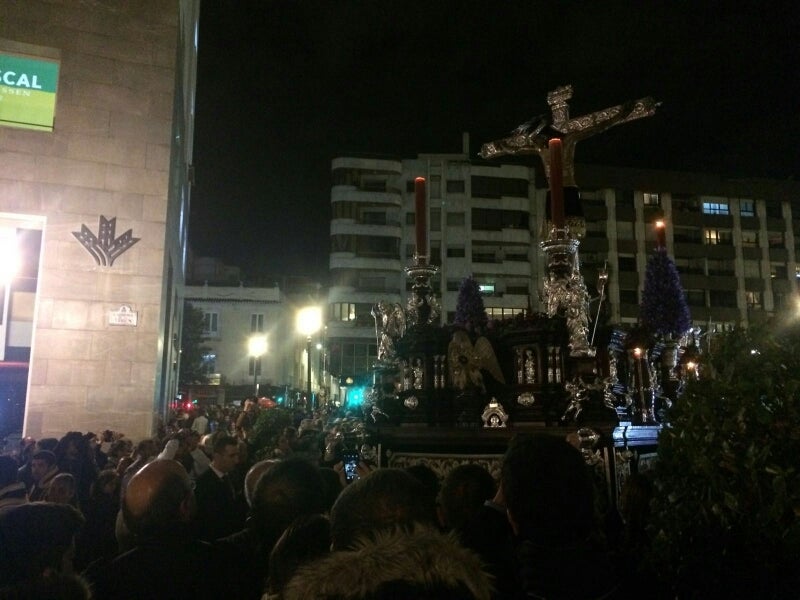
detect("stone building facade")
[0,1,198,440]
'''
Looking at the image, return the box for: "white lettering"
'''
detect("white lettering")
[0,70,44,89]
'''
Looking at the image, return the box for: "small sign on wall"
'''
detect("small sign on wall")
[109,305,137,327]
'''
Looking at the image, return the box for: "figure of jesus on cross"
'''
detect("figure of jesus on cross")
[479,85,659,188]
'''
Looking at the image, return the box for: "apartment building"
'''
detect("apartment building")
[327,144,800,384]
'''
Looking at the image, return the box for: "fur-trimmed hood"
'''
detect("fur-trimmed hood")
[281,526,493,600]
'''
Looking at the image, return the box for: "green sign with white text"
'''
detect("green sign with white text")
[0,53,60,132]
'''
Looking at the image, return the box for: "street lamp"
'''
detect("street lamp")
[296,306,322,410]
[248,335,267,397]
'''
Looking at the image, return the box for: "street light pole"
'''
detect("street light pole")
[306,336,312,408]
[296,306,322,412]
[248,335,267,398]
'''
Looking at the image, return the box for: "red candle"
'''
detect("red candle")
[548,138,565,229]
[414,177,427,258]
[655,220,666,248]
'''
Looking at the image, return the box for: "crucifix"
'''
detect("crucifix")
[480,85,658,361]
[479,85,659,188]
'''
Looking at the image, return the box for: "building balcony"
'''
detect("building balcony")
[329,253,404,273]
[330,219,402,238]
[485,260,532,276]
[325,319,376,340]
[332,156,403,173]
[332,186,402,206]
[469,228,531,244]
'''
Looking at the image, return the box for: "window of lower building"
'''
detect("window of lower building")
[446,212,465,226]
[771,264,788,279]
[740,230,758,247]
[430,208,441,231]
[740,199,755,217]
[201,353,216,375]
[328,341,378,378]
[446,246,465,258]
[742,260,761,278]
[618,256,637,272]
[707,259,734,276]
[745,291,763,309]
[250,313,264,333]
[446,179,465,193]
[702,200,730,215]
[685,289,706,307]
[248,357,262,377]
[709,290,737,307]
[202,311,219,336]
[767,232,784,248]
[619,289,638,304]
[616,221,635,240]
[704,229,732,245]
[485,307,525,320]
[642,192,660,206]
[331,303,356,321]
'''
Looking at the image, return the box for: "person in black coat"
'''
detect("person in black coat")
[84,459,233,600]
[193,434,245,542]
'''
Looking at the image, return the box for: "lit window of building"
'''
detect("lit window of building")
[201,353,216,374]
[704,229,732,245]
[702,201,730,215]
[642,192,660,206]
[485,307,525,320]
[331,303,356,321]
[740,199,755,217]
[745,291,763,309]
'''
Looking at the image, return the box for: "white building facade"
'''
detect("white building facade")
[326,144,800,386]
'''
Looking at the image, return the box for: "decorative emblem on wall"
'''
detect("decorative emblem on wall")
[72,216,140,266]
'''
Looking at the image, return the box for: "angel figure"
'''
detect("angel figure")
[372,301,406,362]
[448,331,505,392]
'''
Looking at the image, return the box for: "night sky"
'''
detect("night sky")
[190,1,800,283]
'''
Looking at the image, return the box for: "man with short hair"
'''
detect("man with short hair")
[329,468,434,551]
[193,434,245,541]
[28,450,59,502]
[216,456,328,600]
[85,459,231,599]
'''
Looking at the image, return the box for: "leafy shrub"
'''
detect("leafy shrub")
[647,319,800,597]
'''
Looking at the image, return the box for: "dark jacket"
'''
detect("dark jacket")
[86,536,231,600]
[282,526,494,600]
[193,468,244,541]
[514,538,620,600]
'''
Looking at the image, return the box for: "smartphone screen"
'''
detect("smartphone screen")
[343,453,359,482]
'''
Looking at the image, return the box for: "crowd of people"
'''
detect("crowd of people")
[0,400,660,600]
